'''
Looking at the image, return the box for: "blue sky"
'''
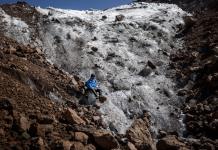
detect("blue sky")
[0,0,133,10]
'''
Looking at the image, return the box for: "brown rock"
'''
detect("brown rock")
[156,135,188,150]
[93,116,101,122]
[0,51,4,59]
[0,128,5,137]
[9,45,17,54]
[74,132,89,144]
[65,108,86,125]
[128,142,138,150]
[70,142,85,150]
[63,140,73,150]
[127,118,155,150]
[30,123,53,137]
[37,115,54,124]
[93,130,119,150]
[37,137,46,150]
[183,16,197,28]
[99,96,107,103]
[84,144,96,150]
[19,115,30,132]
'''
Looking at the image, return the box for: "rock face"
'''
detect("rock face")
[126,117,155,150]
[135,0,218,12]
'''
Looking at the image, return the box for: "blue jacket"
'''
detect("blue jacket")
[85,78,97,89]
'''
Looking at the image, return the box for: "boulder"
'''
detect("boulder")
[84,144,96,150]
[62,140,73,150]
[91,47,98,52]
[64,108,86,125]
[147,60,156,69]
[29,123,53,137]
[156,135,188,150]
[93,130,119,150]
[73,132,89,144]
[99,96,107,103]
[35,137,46,150]
[101,15,107,20]
[115,14,125,21]
[138,67,152,77]
[19,115,30,132]
[127,142,138,150]
[126,118,155,150]
[70,142,85,150]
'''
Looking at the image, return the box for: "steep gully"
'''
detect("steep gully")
[0,1,217,150]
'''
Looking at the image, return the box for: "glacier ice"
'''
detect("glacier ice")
[1,2,188,134]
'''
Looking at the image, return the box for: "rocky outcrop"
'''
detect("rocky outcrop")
[169,1,218,149]
[135,0,218,12]
[126,115,155,150]
[65,108,86,125]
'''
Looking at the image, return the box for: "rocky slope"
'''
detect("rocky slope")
[0,2,166,150]
[0,1,217,150]
[0,17,156,150]
[0,1,189,135]
[135,0,218,12]
[136,0,218,149]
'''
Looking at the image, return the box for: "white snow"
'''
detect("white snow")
[0,8,31,44]
[1,2,188,134]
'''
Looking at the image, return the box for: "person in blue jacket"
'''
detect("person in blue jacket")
[85,74,102,96]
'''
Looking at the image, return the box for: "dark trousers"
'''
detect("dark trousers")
[86,88,102,96]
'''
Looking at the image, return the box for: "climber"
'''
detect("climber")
[85,74,102,97]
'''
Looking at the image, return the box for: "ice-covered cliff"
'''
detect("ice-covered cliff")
[0,2,188,134]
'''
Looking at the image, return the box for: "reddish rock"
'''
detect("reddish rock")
[62,140,73,150]
[127,118,155,150]
[74,132,89,144]
[156,135,188,150]
[84,144,96,150]
[29,123,53,137]
[65,108,86,125]
[93,130,119,150]
[70,142,85,150]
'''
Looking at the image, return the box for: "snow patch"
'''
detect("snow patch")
[0,8,31,44]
